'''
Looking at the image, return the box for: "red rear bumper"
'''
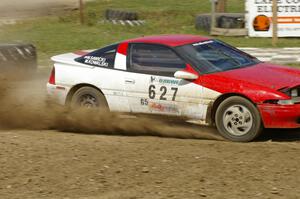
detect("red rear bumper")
[258,104,300,128]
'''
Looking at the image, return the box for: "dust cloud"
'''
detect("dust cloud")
[0,72,223,141]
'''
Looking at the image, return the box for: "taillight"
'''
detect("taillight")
[48,67,55,85]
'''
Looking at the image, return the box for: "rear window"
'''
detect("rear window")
[75,44,118,68]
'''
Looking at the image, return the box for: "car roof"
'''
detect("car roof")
[124,34,210,47]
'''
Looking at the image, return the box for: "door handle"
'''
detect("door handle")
[125,79,135,84]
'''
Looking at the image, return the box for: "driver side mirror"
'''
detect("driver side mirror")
[174,71,198,80]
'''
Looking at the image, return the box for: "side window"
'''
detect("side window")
[75,44,118,68]
[129,43,186,75]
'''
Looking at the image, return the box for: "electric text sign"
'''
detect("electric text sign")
[246,0,300,37]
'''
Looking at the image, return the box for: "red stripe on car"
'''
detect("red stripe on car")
[117,43,129,55]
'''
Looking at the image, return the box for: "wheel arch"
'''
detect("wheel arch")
[209,93,257,125]
[65,83,106,106]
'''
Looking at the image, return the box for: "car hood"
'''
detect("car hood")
[212,62,300,90]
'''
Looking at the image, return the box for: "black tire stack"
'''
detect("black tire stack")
[195,14,212,32]
[195,13,245,31]
[105,9,139,21]
[217,15,244,29]
[0,44,37,72]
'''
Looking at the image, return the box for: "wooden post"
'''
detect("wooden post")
[216,0,227,13]
[272,0,278,46]
[79,0,84,25]
[211,0,216,32]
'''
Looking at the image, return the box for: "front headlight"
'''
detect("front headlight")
[263,86,300,105]
[277,99,295,105]
[264,97,300,105]
[278,97,300,105]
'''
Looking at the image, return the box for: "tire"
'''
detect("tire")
[195,13,245,31]
[217,15,245,29]
[105,9,138,21]
[195,14,211,32]
[70,86,108,111]
[128,12,138,21]
[215,96,263,142]
[0,44,37,72]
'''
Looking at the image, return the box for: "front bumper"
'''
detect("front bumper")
[258,103,300,128]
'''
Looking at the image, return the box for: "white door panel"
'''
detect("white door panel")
[95,68,130,112]
[123,72,208,119]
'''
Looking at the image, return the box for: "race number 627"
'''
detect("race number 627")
[148,85,178,101]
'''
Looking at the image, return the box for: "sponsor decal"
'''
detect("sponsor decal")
[140,98,179,113]
[192,40,214,46]
[148,102,179,113]
[150,76,180,85]
[84,56,108,67]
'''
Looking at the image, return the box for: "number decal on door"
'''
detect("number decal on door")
[160,86,167,100]
[171,87,178,101]
[149,85,156,99]
[140,98,149,105]
[148,85,178,101]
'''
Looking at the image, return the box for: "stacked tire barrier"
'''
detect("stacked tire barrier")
[195,13,245,31]
[0,44,37,72]
[104,9,145,26]
[217,15,244,29]
[105,9,138,21]
[195,14,212,32]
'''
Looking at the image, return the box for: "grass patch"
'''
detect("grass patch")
[0,0,299,65]
[287,63,300,68]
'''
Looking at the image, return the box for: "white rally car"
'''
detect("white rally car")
[47,34,300,142]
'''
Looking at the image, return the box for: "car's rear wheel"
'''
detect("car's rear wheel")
[70,86,108,111]
[215,96,262,142]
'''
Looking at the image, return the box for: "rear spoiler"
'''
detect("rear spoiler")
[51,50,93,66]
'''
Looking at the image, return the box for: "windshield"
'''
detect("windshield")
[176,40,260,74]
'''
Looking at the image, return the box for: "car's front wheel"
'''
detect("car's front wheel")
[215,96,263,142]
[70,86,108,111]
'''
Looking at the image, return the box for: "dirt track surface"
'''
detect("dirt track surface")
[0,72,299,199]
[0,130,300,199]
